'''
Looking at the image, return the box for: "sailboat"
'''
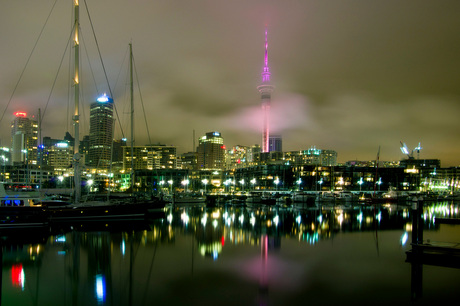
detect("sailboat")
[47,4,166,222]
[0,1,165,226]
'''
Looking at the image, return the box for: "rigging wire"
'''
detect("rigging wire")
[112,46,130,140]
[83,0,125,139]
[0,0,59,125]
[41,25,74,121]
[133,55,153,146]
[81,30,100,97]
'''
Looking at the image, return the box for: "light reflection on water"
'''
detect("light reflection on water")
[1,201,460,305]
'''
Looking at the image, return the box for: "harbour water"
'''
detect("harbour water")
[1,201,459,305]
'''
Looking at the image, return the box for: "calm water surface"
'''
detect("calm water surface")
[2,201,460,305]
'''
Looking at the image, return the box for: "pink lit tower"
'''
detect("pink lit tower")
[257,28,274,153]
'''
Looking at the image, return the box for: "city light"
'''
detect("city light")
[14,111,27,117]
[97,93,110,103]
[274,177,280,190]
[202,179,208,193]
[95,274,106,303]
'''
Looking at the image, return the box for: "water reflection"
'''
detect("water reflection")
[1,201,459,305]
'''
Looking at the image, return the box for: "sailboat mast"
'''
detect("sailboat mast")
[130,43,134,192]
[38,108,42,194]
[373,146,380,198]
[73,0,81,203]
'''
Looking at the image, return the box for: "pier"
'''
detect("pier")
[405,199,460,301]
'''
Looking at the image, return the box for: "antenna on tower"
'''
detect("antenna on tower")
[257,27,274,153]
[262,27,270,84]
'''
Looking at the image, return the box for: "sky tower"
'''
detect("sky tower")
[257,28,274,153]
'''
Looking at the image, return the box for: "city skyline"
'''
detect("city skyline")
[1,1,460,166]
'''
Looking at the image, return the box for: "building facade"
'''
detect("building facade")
[123,145,177,171]
[285,147,338,167]
[10,111,38,165]
[197,132,225,170]
[269,134,282,152]
[88,94,114,170]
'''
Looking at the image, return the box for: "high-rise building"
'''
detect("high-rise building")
[88,94,114,170]
[197,132,225,170]
[47,142,73,175]
[257,29,274,153]
[10,111,38,165]
[226,145,250,170]
[180,152,198,170]
[247,144,262,166]
[112,138,127,169]
[269,134,282,152]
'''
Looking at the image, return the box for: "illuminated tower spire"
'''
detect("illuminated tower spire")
[257,28,274,153]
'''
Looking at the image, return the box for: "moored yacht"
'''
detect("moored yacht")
[0,182,41,207]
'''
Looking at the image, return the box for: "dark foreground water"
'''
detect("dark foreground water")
[2,201,460,306]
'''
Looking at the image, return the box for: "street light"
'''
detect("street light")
[377,177,382,192]
[159,180,165,193]
[224,179,230,193]
[168,179,173,194]
[297,178,302,191]
[358,177,364,192]
[202,178,209,194]
[274,177,280,190]
[87,179,94,192]
[250,178,256,190]
[239,179,245,191]
[181,179,189,192]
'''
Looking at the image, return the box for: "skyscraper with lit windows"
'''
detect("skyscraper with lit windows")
[88,93,114,170]
[197,132,225,170]
[269,134,282,152]
[10,111,38,165]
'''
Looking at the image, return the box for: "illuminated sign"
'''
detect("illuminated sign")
[97,93,111,103]
[14,111,27,117]
[56,143,68,148]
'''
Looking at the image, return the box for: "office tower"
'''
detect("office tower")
[197,132,225,170]
[257,28,274,153]
[112,138,127,168]
[180,152,198,170]
[47,142,73,175]
[269,134,282,152]
[226,145,249,170]
[10,111,38,165]
[88,93,114,170]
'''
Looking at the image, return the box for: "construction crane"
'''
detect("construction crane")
[400,141,422,159]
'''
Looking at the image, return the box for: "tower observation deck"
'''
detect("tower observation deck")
[257,28,274,153]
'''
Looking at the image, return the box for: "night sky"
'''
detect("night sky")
[1,0,460,166]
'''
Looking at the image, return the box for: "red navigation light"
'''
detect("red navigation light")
[14,111,27,118]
